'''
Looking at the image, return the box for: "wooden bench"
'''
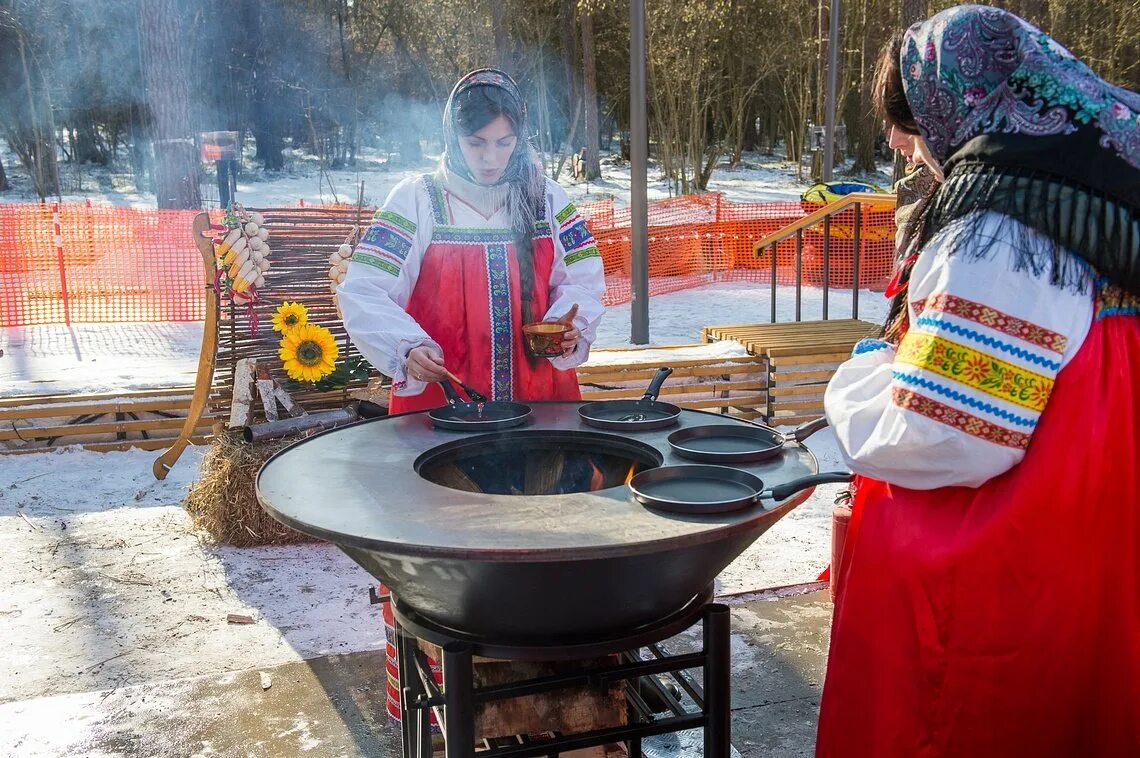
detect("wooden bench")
[702,319,879,425]
[577,343,768,420]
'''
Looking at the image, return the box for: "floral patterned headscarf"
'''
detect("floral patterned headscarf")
[901,5,1140,296]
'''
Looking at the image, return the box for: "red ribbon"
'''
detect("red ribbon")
[884,254,920,299]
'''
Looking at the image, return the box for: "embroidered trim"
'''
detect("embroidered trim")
[555,203,577,226]
[892,370,1038,428]
[373,209,417,235]
[897,332,1054,412]
[917,293,1068,354]
[351,252,401,277]
[485,242,514,401]
[1094,281,1140,321]
[564,246,601,266]
[423,176,448,225]
[892,386,1031,449]
[852,338,892,357]
[432,227,516,244]
[359,224,413,261]
[913,316,1062,371]
[559,219,593,251]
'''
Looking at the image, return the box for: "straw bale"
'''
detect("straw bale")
[184,431,319,547]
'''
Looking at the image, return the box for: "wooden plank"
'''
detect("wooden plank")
[577,365,765,385]
[768,399,826,413]
[765,414,826,427]
[579,381,767,400]
[0,396,194,421]
[577,356,762,375]
[769,384,827,397]
[677,395,768,409]
[4,435,212,455]
[0,416,215,442]
[768,351,852,365]
[768,369,837,384]
[0,386,195,409]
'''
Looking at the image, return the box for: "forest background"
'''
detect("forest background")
[1,0,1137,207]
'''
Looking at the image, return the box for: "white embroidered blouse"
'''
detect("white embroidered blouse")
[824,211,1094,489]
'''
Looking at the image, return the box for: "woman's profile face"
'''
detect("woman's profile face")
[459,114,517,185]
[887,123,944,180]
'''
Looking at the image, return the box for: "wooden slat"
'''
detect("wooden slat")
[577,356,762,375]
[0,386,195,409]
[768,351,852,365]
[577,365,764,385]
[768,369,837,384]
[676,395,768,409]
[0,416,216,442]
[579,382,766,401]
[4,435,212,455]
[0,396,194,421]
[769,384,826,397]
[768,399,826,413]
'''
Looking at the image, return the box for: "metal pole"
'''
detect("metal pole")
[822,0,841,181]
[703,603,731,757]
[630,0,650,344]
[442,642,475,758]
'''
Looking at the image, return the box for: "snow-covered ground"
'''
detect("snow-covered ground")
[1,144,892,211]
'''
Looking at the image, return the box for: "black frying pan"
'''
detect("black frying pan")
[428,380,531,431]
[630,466,852,515]
[667,416,829,464]
[578,367,681,431]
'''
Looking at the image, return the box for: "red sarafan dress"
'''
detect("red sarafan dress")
[816,211,1140,756]
[339,170,605,414]
[337,168,606,732]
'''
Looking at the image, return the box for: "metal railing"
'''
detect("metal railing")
[751,192,898,323]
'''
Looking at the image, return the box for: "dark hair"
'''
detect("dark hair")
[453,85,520,137]
[873,33,919,134]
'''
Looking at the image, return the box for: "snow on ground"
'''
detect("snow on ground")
[1,144,893,211]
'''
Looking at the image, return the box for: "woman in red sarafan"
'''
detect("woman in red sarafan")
[817,6,1140,756]
[339,68,605,412]
[338,69,606,735]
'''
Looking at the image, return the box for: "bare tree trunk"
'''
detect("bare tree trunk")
[558,0,579,151]
[894,0,928,182]
[580,12,601,179]
[492,3,512,75]
[0,154,8,191]
[139,0,201,209]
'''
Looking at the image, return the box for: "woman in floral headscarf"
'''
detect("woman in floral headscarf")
[340,69,605,411]
[818,6,1140,755]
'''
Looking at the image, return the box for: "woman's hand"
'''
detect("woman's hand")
[406,345,449,383]
[551,303,580,357]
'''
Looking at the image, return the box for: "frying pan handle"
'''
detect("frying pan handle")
[768,472,853,502]
[789,416,830,443]
[438,379,463,407]
[642,367,674,402]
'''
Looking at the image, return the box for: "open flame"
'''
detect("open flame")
[588,462,606,492]
[624,463,637,486]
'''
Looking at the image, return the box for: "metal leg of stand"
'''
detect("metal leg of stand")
[703,603,731,758]
[442,642,475,758]
[395,623,420,758]
[628,737,642,757]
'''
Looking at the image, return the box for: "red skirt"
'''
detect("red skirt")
[816,314,1140,756]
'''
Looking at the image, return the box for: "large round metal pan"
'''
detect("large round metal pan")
[578,367,681,431]
[429,380,531,431]
[667,416,829,464]
[630,465,852,515]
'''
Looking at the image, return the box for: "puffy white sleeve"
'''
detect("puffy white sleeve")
[543,180,606,370]
[824,211,1094,489]
[338,177,440,397]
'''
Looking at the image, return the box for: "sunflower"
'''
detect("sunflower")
[279,323,339,383]
[272,301,308,334]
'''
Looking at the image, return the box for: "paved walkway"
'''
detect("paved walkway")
[0,592,833,757]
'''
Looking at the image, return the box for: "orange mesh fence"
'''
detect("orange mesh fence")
[0,203,204,326]
[0,194,896,327]
[578,193,897,306]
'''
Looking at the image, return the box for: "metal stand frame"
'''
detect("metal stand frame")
[395,598,732,758]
